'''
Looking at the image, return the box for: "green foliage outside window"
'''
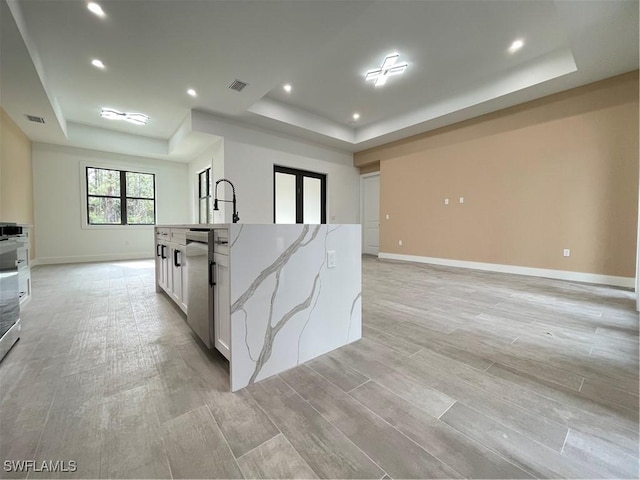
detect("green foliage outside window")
[87,167,155,225]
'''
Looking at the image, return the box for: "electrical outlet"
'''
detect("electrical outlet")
[327,251,336,268]
[385,214,390,220]
[563,249,570,257]
[444,198,449,205]
[398,240,403,246]
[459,197,464,204]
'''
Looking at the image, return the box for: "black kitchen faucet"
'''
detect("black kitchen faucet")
[213,179,240,223]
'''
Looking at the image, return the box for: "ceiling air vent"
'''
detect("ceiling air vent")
[228,79,248,92]
[25,114,45,124]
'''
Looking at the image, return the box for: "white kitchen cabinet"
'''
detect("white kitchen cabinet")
[155,228,188,314]
[170,244,188,313]
[16,227,31,305]
[213,251,230,359]
[156,240,170,292]
[154,225,231,359]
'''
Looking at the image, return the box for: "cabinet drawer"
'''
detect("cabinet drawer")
[17,247,28,271]
[16,233,29,245]
[18,271,29,300]
[171,228,187,246]
[156,227,170,239]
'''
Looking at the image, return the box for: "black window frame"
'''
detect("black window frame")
[273,165,326,224]
[198,167,212,223]
[86,167,156,226]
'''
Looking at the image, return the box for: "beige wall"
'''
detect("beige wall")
[355,71,639,278]
[1,107,35,257]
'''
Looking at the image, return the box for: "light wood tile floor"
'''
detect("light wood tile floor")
[0,257,637,479]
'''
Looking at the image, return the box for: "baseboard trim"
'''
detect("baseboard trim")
[378,252,635,288]
[35,253,153,265]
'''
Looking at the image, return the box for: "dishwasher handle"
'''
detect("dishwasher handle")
[208,260,216,286]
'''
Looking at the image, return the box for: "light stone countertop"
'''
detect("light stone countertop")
[155,223,231,229]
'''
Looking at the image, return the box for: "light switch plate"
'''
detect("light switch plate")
[563,249,570,257]
[327,251,336,268]
[444,199,449,205]
[459,197,464,204]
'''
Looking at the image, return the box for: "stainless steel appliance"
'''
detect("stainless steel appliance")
[186,229,215,348]
[0,223,23,361]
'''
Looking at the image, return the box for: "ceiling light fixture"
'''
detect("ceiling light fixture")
[365,53,408,87]
[187,88,197,97]
[100,108,149,125]
[91,59,105,69]
[508,39,524,53]
[87,2,105,17]
[283,84,292,93]
[352,113,360,120]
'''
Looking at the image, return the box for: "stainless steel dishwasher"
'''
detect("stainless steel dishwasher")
[186,230,214,348]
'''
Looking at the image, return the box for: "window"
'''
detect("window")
[198,167,212,223]
[86,167,155,225]
[274,166,326,224]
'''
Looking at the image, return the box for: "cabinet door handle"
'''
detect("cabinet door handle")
[174,249,181,267]
[156,244,161,257]
[161,245,167,259]
[18,291,26,299]
[208,261,216,286]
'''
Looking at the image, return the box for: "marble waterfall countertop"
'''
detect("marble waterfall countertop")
[228,224,361,390]
[161,223,363,391]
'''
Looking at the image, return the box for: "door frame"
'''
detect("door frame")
[360,172,380,256]
[273,165,327,224]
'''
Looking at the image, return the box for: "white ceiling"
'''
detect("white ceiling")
[1,0,638,160]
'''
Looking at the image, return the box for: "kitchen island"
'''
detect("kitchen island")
[155,223,362,391]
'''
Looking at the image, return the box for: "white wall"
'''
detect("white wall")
[33,143,189,264]
[187,138,224,223]
[192,111,360,224]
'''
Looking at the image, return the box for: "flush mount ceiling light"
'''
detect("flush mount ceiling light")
[283,84,292,93]
[91,59,105,69]
[508,39,524,53]
[365,53,408,87]
[187,88,197,97]
[352,113,360,120]
[87,2,105,17]
[100,108,149,125]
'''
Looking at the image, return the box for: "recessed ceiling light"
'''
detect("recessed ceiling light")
[352,113,360,120]
[508,39,524,53]
[283,84,292,93]
[91,59,105,69]
[187,88,197,97]
[87,2,105,17]
[365,53,408,87]
[101,108,149,125]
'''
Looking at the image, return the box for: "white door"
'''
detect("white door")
[362,174,380,255]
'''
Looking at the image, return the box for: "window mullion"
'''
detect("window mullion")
[121,170,127,225]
